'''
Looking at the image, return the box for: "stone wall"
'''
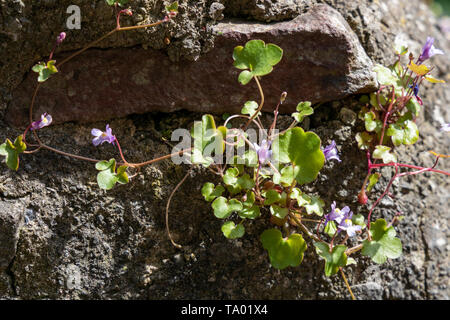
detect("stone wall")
[0,0,448,299]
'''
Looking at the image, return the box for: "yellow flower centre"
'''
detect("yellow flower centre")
[42,118,48,124]
[345,219,352,225]
[101,132,107,137]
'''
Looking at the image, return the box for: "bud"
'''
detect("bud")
[358,190,368,205]
[119,9,133,16]
[280,91,287,104]
[56,32,66,45]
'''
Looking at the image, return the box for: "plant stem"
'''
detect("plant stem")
[129,147,192,168]
[370,161,449,176]
[289,213,322,243]
[165,169,192,249]
[243,76,264,130]
[339,267,356,300]
[57,30,117,68]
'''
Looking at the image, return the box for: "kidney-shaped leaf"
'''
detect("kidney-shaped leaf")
[233,40,283,84]
[260,229,307,270]
[362,219,402,264]
[272,127,324,185]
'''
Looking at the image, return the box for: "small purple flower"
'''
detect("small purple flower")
[440,123,450,132]
[324,201,350,227]
[30,113,52,130]
[56,32,66,45]
[337,211,362,237]
[418,37,444,63]
[254,139,273,165]
[321,140,341,162]
[91,124,116,146]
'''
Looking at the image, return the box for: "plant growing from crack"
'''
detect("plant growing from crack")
[0,1,449,299]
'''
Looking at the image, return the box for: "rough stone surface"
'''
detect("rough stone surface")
[0,201,24,271]
[0,0,449,300]
[6,4,376,127]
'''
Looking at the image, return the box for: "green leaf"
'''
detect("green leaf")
[233,40,283,84]
[116,165,129,184]
[373,64,401,87]
[1,140,18,171]
[270,205,289,219]
[292,101,313,122]
[369,92,387,109]
[223,167,239,185]
[0,136,27,171]
[373,145,397,164]
[242,149,258,167]
[352,214,366,229]
[386,120,419,147]
[362,219,402,264]
[191,114,223,166]
[211,197,243,219]
[263,189,282,205]
[303,195,324,216]
[324,221,337,237]
[32,62,46,73]
[95,159,115,171]
[366,173,380,192]
[241,101,261,117]
[36,60,58,82]
[0,143,6,156]
[406,99,420,117]
[314,242,348,276]
[290,188,310,207]
[364,112,382,133]
[238,70,253,85]
[13,135,27,153]
[260,229,307,270]
[97,169,118,190]
[242,190,255,207]
[238,205,260,219]
[272,127,325,185]
[165,1,178,12]
[221,221,245,239]
[46,60,58,73]
[274,164,300,186]
[201,182,225,202]
[236,174,255,190]
[95,159,128,190]
[355,132,374,150]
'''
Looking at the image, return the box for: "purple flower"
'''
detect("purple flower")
[254,139,272,165]
[321,140,341,162]
[324,201,350,227]
[418,37,444,63]
[440,123,450,132]
[337,211,362,237]
[91,124,116,146]
[56,32,66,45]
[30,113,52,130]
